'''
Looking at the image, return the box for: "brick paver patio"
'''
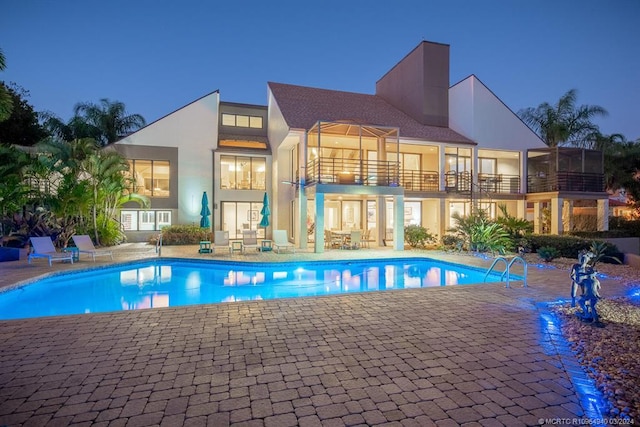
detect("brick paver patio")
[0,244,632,426]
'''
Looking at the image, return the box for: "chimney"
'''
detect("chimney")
[376,41,450,127]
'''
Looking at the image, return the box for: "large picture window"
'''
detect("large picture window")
[121,210,172,231]
[128,160,170,197]
[220,156,266,190]
[221,202,265,239]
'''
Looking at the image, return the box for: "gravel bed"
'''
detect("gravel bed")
[543,256,640,421]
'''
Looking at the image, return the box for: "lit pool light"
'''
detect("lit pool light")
[538,304,608,420]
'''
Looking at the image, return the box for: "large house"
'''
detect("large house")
[114,41,608,252]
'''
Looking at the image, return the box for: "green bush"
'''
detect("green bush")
[537,246,560,262]
[158,225,212,245]
[527,234,592,259]
[449,210,512,254]
[94,215,126,246]
[608,217,640,237]
[441,234,464,251]
[404,225,436,249]
[526,234,621,261]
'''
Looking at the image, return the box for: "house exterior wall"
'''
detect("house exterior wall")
[449,76,546,151]
[267,88,300,233]
[376,41,450,127]
[115,91,220,226]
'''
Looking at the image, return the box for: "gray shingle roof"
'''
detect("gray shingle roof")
[268,82,474,144]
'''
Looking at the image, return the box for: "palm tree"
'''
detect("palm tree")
[73,98,146,146]
[0,48,13,122]
[518,89,608,147]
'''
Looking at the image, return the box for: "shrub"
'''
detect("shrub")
[588,240,622,267]
[537,246,560,262]
[496,204,533,239]
[527,234,621,263]
[608,217,640,237]
[470,222,512,255]
[404,225,436,248]
[441,234,464,251]
[449,210,512,254]
[158,225,212,245]
[527,234,592,258]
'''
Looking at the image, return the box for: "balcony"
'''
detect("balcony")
[527,172,605,193]
[306,158,400,186]
[478,173,521,193]
[444,172,521,194]
[400,170,439,191]
[527,147,604,193]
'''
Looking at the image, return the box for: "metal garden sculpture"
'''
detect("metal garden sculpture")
[570,250,601,324]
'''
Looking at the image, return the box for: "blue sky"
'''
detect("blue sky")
[2,0,639,139]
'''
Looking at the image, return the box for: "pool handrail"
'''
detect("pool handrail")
[484,255,527,288]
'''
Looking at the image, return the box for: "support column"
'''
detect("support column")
[439,198,447,239]
[298,134,308,249]
[551,197,563,235]
[377,196,385,246]
[562,200,574,234]
[533,202,542,234]
[393,195,404,251]
[517,199,526,220]
[314,193,325,253]
[597,199,609,231]
[438,147,446,192]
[298,190,307,248]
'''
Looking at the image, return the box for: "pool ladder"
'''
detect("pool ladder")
[156,233,163,256]
[484,256,527,288]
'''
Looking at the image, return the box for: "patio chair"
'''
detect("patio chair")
[273,230,295,254]
[362,228,375,248]
[28,237,74,267]
[241,230,260,253]
[72,235,113,261]
[324,229,341,249]
[214,230,231,254]
[348,230,362,250]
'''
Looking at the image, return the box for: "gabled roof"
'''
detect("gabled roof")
[268,82,474,144]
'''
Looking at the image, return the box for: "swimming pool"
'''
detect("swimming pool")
[0,258,507,320]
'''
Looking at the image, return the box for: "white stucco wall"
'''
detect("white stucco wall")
[449,76,546,151]
[267,88,302,234]
[116,92,220,225]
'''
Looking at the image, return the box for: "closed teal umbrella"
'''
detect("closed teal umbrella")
[200,191,211,228]
[259,192,270,227]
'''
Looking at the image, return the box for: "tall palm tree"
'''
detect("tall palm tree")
[518,89,608,147]
[73,98,146,146]
[0,48,13,122]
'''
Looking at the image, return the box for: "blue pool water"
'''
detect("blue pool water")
[0,258,506,320]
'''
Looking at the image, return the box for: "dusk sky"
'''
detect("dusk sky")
[2,0,639,140]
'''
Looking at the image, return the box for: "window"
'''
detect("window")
[221,113,263,129]
[387,153,420,171]
[220,156,266,190]
[121,210,172,231]
[479,158,497,174]
[128,160,170,197]
[221,202,265,239]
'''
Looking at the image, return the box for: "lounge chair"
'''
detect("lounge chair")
[71,235,113,261]
[273,230,295,253]
[213,230,231,254]
[241,230,260,253]
[28,237,74,266]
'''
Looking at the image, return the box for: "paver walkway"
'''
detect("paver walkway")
[0,245,633,426]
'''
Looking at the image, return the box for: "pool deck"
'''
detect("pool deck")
[0,244,634,426]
